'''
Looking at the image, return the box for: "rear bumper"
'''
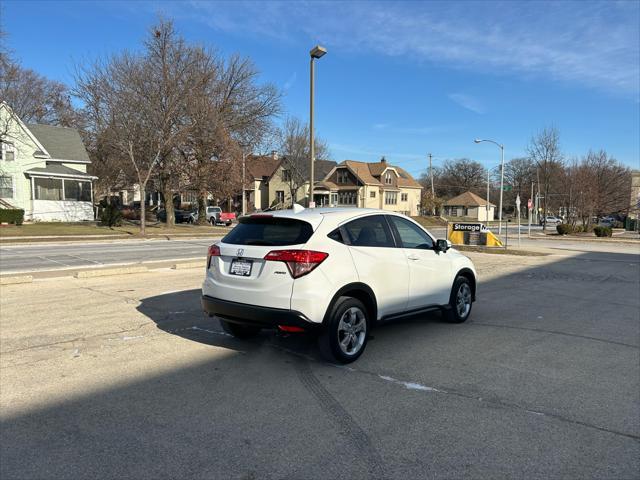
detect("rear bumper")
[201,295,319,330]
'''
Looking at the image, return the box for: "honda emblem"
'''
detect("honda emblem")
[237,248,244,257]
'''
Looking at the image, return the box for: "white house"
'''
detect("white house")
[0,102,97,222]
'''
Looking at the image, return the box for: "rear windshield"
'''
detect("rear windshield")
[222,217,313,246]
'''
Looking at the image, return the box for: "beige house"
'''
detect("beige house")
[443,191,495,221]
[270,158,336,208]
[244,152,282,211]
[317,158,422,215]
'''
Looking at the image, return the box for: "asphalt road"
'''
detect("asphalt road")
[0,238,219,273]
[2,224,637,274]
[1,246,638,479]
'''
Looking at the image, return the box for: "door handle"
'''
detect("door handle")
[407,254,420,261]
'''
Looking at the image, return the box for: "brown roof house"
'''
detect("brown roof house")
[244,151,283,211]
[443,191,495,221]
[319,157,422,215]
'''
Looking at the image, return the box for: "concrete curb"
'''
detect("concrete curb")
[171,261,205,270]
[74,266,149,279]
[0,275,33,285]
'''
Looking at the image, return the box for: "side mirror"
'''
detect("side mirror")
[436,239,450,252]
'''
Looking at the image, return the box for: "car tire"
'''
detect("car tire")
[444,276,473,323]
[219,319,261,339]
[226,222,232,227]
[209,218,216,226]
[318,297,369,364]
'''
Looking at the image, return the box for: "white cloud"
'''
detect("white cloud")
[183,0,639,96]
[283,72,297,91]
[448,93,484,114]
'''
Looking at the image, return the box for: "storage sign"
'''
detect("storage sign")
[448,222,503,247]
[451,223,487,232]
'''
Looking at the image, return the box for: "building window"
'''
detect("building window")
[281,169,291,182]
[0,175,13,198]
[276,190,285,204]
[63,180,92,202]
[401,193,408,202]
[338,191,357,205]
[34,177,63,201]
[330,193,338,205]
[370,191,376,198]
[337,170,349,184]
[385,192,397,205]
[1,141,15,161]
[384,172,393,185]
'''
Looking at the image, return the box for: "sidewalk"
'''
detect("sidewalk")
[526,230,640,244]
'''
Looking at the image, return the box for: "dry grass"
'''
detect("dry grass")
[410,216,448,228]
[0,222,229,241]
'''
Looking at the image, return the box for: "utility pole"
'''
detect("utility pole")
[428,153,435,215]
[486,167,490,221]
[498,143,505,235]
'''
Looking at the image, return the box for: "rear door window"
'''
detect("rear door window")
[342,215,395,247]
[222,217,313,246]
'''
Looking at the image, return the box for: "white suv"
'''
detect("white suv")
[202,208,477,363]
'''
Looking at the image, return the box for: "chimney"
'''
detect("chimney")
[381,156,386,164]
[271,150,279,160]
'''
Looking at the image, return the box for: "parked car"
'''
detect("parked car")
[206,206,236,226]
[157,209,195,224]
[540,215,562,226]
[598,217,615,227]
[201,207,477,363]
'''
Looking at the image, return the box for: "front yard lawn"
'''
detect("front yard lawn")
[0,222,227,239]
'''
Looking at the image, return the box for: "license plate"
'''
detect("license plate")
[230,259,253,276]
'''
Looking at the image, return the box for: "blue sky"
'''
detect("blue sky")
[2,0,639,177]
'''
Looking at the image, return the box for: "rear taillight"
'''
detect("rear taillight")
[207,244,221,268]
[264,250,329,278]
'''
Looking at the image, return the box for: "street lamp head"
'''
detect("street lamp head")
[310,45,327,59]
[474,138,483,144]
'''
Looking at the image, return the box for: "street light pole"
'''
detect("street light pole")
[486,167,490,220]
[428,153,435,215]
[309,45,327,209]
[241,150,246,216]
[474,138,505,234]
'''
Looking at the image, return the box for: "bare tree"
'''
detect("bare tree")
[527,127,564,230]
[569,150,631,227]
[436,158,486,198]
[75,21,199,233]
[502,157,536,217]
[0,51,77,126]
[183,51,280,222]
[276,116,330,206]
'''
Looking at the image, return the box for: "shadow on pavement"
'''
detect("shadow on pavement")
[1,250,639,479]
